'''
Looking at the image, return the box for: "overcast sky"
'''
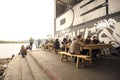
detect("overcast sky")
[0,0,54,41]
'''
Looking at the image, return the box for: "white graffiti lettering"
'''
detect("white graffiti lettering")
[56,0,106,31]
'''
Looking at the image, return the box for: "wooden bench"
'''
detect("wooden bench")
[58,52,73,61]
[47,43,54,52]
[53,49,61,53]
[58,51,90,68]
[42,44,54,52]
[74,55,90,68]
[42,44,48,50]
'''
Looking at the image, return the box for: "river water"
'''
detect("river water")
[0,43,36,58]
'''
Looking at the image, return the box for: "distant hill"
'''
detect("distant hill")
[0,40,29,44]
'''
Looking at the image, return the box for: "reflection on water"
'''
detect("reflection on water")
[0,43,36,58]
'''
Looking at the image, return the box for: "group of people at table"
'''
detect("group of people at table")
[52,35,104,63]
[18,35,110,63]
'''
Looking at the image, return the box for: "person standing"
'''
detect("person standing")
[37,39,41,48]
[29,37,34,50]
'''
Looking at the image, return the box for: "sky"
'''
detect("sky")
[0,0,54,41]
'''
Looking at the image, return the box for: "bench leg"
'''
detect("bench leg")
[76,57,80,68]
[55,49,61,53]
[60,54,63,61]
[60,54,68,62]
[76,57,85,68]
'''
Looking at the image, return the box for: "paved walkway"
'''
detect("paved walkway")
[3,49,120,80]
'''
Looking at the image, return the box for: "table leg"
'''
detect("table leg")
[109,48,112,61]
[89,48,92,64]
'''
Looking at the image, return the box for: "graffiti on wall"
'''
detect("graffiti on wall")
[56,18,120,55]
[93,18,120,47]
[56,19,120,56]
[58,18,120,47]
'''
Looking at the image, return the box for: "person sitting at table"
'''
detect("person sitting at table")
[84,36,92,55]
[92,36,100,44]
[84,36,92,44]
[54,39,60,53]
[66,39,72,52]
[60,38,67,51]
[69,35,86,63]
[44,39,50,49]
[91,36,101,58]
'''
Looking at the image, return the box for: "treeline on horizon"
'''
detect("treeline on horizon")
[0,40,29,44]
[0,38,55,44]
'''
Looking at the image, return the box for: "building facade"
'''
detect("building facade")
[54,0,120,47]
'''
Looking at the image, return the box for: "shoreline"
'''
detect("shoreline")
[0,58,11,79]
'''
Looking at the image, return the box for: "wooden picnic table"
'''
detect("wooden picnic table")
[82,44,112,64]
